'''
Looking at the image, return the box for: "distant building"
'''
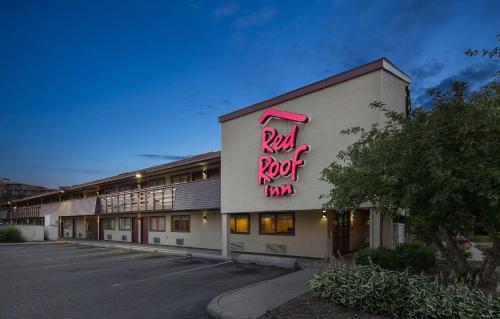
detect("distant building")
[0,178,54,203]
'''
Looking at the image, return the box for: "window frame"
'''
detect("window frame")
[230,213,251,234]
[118,217,131,230]
[170,173,190,184]
[171,215,191,233]
[259,212,295,236]
[104,218,115,230]
[149,216,166,232]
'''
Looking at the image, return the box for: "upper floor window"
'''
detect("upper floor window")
[171,174,189,184]
[208,168,220,179]
[149,178,165,187]
[191,171,204,181]
[259,212,294,235]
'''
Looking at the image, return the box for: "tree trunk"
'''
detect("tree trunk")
[431,232,466,274]
[480,231,499,286]
[442,229,469,274]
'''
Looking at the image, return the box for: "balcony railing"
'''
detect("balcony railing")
[7,205,41,219]
[96,185,174,214]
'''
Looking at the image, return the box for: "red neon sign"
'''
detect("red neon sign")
[257,109,310,197]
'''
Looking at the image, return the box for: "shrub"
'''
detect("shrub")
[354,243,436,272]
[310,262,500,319]
[0,226,25,242]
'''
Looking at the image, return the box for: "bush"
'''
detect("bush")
[354,243,436,272]
[310,262,500,319]
[0,226,25,242]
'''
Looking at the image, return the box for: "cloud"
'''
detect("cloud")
[135,154,192,161]
[413,61,499,107]
[235,7,277,28]
[410,61,445,79]
[213,2,239,18]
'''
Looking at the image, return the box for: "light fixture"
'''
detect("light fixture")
[322,210,327,218]
[135,173,142,178]
[202,213,207,222]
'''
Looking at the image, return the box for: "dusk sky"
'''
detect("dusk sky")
[1,0,499,188]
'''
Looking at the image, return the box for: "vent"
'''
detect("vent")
[266,243,287,254]
[230,242,244,251]
[107,234,112,240]
[65,232,70,237]
[78,233,82,238]
[122,235,127,241]
[176,238,184,246]
[153,237,160,244]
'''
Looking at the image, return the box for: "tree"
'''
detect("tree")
[321,77,499,286]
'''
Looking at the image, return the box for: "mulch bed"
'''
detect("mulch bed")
[259,292,391,319]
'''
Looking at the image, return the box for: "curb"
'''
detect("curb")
[0,241,54,246]
[61,240,231,262]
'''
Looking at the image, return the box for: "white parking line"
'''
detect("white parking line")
[111,261,233,287]
[78,256,191,274]
[12,248,105,258]
[44,252,150,269]
[21,250,122,264]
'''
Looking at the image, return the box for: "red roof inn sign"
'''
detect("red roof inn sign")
[257,109,310,197]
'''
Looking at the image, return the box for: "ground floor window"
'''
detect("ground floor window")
[104,218,115,230]
[118,217,131,230]
[230,214,250,234]
[171,215,190,232]
[150,216,166,231]
[259,212,295,235]
[63,219,72,229]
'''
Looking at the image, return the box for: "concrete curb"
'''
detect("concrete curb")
[206,268,318,319]
[0,241,54,245]
[61,240,231,262]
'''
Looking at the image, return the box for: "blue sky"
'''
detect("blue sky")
[1,0,499,188]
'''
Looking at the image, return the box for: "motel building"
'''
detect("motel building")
[3,58,410,260]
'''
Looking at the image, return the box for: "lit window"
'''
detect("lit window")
[259,212,294,235]
[171,215,190,232]
[150,216,166,232]
[118,217,131,230]
[230,214,250,234]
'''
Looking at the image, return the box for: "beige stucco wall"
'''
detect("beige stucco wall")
[230,211,328,258]
[221,69,408,214]
[147,211,221,250]
[75,218,86,239]
[103,216,132,242]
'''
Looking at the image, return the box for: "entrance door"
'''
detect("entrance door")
[132,217,139,243]
[141,217,148,244]
[332,211,350,255]
[87,218,98,240]
[99,219,105,240]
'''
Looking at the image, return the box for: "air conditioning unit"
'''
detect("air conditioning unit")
[230,242,244,251]
[107,234,112,240]
[153,237,160,244]
[176,238,184,246]
[122,235,127,241]
[78,233,82,238]
[266,243,287,254]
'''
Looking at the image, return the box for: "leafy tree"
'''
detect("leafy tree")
[321,75,499,286]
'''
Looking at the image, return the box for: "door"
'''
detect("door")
[141,217,148,244]
[99,218,105,240]
[87,218,98,240]
[132,217,139,243]
[332,211,350,255]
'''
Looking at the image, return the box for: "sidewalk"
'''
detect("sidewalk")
[60,239,230,261]
[207,267,321,319]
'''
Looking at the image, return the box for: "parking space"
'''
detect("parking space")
[0,243,292,319]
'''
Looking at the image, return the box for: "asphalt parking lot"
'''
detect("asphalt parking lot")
[0,243,292,319]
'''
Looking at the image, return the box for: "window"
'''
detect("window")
[118,217,131,230]
[149,178,165,187]
[171,215,190,232]
[150,216,166,232]
[259,212,295,235]
[191,171,204,181]
[171,174,189,184]
[118,184,134,192]
[230,214,250,234]
[104,218,115,230]
[63,219,72,229]
[208,168,220,179]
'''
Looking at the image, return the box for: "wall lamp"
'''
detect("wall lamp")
[135,173,142,179]
[202,213,207,222]
[322,210,327,218]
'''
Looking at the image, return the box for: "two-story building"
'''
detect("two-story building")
[4,57,410,259]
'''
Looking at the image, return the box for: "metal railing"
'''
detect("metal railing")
[6,205,41,219]
[96,185,174,214]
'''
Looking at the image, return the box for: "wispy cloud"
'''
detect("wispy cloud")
[135,154,192,161]
[235,7,277,28]
[213,2,239,18]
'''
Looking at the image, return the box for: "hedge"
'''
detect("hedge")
[310,262,499,319]
[0,226,25,242]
